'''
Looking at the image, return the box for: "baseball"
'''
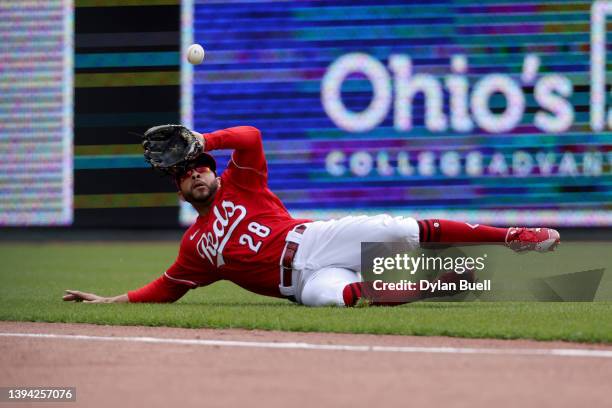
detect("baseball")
[186,44,205,65]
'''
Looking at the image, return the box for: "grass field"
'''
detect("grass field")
[1,242,611,344]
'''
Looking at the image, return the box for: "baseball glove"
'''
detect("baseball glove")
[142,124,204,175]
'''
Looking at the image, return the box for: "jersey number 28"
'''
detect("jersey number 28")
[239,222,270,253]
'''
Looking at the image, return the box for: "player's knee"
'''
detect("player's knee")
[301,284,344,307]
[378,215,420,246]
[300,269,359,307]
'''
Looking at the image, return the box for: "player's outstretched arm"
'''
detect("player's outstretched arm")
[63,290,128,304]
[203,126,266,173]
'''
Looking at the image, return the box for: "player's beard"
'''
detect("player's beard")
[183,179,219,204]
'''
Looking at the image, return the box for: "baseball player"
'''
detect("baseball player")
[63,125,561,307]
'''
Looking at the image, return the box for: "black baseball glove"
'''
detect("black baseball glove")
[142,124,204,175]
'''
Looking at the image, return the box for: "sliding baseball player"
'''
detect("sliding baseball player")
[64,125,560,306]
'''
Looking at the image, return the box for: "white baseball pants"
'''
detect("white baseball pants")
[282,215,420,307]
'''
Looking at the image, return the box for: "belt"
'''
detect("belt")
[281,224,307,287]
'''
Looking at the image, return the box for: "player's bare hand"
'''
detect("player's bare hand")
[63,290,108,303]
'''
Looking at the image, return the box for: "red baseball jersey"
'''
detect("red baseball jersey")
[128,126,310,302]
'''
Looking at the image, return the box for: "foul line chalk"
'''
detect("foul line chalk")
[1,332,611,359]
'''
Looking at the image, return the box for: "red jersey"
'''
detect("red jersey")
[128,126,310,302]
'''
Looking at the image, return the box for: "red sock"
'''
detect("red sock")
[418,219,508,243]
[342,282,423,307]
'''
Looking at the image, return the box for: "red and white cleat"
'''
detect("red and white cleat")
[505,227,561,252]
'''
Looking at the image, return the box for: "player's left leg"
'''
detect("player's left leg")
[298,266,477,307]
[295,216,560,278]
[417,219,560,252]
[298,266,425,307]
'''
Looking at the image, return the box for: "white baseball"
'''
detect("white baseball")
[187,44,205,65]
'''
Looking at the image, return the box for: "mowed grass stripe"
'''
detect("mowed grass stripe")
[0,242,611,343]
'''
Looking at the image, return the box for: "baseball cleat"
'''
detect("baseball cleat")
[505,227,561,253]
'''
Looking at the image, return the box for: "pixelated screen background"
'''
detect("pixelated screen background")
[0,0,73,226]
[182,0,612,227]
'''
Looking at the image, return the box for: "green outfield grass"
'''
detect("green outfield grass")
[1,242,611,343]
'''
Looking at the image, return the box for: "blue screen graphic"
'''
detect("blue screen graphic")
[185,0,612,226]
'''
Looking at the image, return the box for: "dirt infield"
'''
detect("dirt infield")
[1,322,611,408]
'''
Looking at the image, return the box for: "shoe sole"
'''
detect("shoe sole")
[537,229,561,252]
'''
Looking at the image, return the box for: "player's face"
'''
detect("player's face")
[178,166,219,204]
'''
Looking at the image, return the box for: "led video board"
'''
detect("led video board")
[183,0,611,226]
[0,0,73,225]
